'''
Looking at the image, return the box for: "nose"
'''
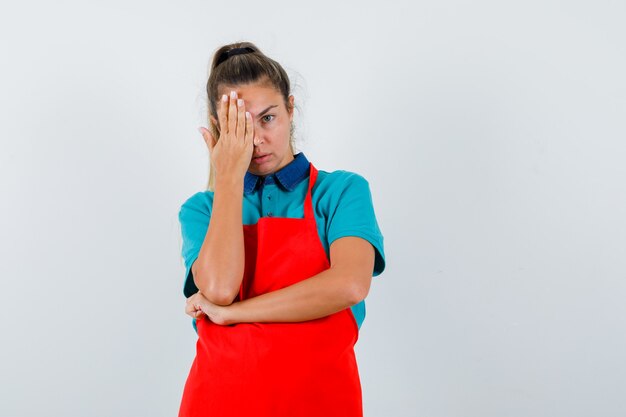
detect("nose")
[252,122,265,146]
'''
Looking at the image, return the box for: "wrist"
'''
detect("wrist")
[224,301,244,325]
[214,177,244,193]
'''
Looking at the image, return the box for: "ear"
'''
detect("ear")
[288,95,295,121]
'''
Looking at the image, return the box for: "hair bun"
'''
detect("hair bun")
[216,47,255,67]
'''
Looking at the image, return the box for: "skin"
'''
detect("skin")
[185,79,375,325]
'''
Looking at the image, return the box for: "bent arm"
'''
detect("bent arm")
[193,178,245,306]
[226,236,374,323]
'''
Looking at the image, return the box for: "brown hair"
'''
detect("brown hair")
[204,41,296,191]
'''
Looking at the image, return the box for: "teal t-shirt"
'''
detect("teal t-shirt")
[178,153,386,333]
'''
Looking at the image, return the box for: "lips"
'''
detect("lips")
[252,154,271,164]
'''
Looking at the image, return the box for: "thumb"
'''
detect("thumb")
[198,127,216,152]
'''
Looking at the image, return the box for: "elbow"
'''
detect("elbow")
[200,282,238,306]
[204,288,237,306]
[194,269,240,306]
[348,274,371,305]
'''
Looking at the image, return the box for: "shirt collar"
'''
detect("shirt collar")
[244,152,310,194]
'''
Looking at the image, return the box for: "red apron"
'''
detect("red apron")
[178,163,362,417]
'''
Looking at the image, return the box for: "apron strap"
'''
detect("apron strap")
[303,163,317,220]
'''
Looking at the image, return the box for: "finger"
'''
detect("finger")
[185,303,196,316]
[228,90,237,138]
[195,303,207,315]
[218,94,228,136]
[236,98,246,141]
[245,111,254,144]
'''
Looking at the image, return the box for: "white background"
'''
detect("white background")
[1,1,625,416]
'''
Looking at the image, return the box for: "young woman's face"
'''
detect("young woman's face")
[213,81,295,177]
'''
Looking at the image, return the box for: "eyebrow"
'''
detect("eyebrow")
[256,105,278,119]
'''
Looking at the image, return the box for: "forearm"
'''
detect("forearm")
[227,267,361,323]
[194,178,245,305]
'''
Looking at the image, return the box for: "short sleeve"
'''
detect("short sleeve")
[326,173,386,276]
[178,192,212,298]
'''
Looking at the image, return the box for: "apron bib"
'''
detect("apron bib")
[178,163,362,417]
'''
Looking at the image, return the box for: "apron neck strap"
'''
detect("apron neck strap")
[303,163,317,220]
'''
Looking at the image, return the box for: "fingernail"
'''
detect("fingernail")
[230,90,237,99]
[222,94,227,102]
[237,99,244,107]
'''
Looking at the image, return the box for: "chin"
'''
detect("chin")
[248,165,271,176]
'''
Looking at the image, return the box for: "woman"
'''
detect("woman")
[177,41,386,417]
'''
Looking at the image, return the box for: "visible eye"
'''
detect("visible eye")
[262,114,275,123]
